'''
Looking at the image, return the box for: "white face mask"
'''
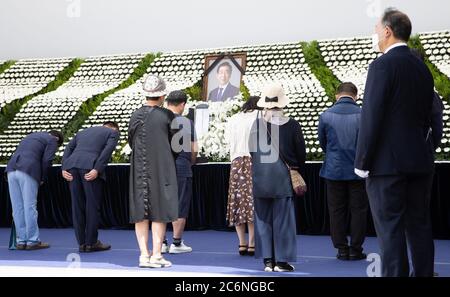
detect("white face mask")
[371,33,381,53]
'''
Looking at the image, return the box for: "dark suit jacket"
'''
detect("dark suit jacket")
[355,46,435,176]
[6,132,58,183]
[208,83,240,102]
[62,126,119,179]
[430,92,444,151]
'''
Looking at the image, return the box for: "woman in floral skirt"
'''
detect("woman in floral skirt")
[225,96,261,256]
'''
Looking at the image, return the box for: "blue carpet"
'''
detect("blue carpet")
[0,228,449,277]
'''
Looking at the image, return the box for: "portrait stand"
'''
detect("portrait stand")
[194,103,210,163]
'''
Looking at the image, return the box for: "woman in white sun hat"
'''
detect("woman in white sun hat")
[249,83,306,272]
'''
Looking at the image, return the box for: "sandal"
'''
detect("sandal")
[247,246,255,256]
[239,245,248,256]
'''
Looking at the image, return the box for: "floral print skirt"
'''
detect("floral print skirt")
[226,156,254,226]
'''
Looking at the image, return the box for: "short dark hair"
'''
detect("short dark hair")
[217,62,232,74]
[381,8,412,42]
[241,96,262,113]
[146,96,163,101]
[103,121,120,131]
[166,90,188,106]
[49,130,64,146]
[167,100,186,107]
[336,82,358,98]
[410,48,425,61]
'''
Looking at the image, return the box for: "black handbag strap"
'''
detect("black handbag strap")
[257,111,296,170]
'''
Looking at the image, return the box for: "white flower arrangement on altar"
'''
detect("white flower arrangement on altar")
[185,97,244,162]
[121,143,132,157]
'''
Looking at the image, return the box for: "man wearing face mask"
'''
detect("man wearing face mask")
[355,8,435,277]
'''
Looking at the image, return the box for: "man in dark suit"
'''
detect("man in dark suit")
[62,122,119,252]
[355,8,435,277]
[208,61,240,101]
[6,130,64,250]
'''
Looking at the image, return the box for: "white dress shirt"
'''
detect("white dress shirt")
[354,168,369,179]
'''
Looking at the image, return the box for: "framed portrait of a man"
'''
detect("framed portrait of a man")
[203,53,247,102]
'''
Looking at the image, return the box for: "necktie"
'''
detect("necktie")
[217,88,223,100]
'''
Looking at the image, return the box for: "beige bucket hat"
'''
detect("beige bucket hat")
[257,83,290,109]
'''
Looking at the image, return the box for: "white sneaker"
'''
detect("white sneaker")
[149,255,172,268]
[161,243,169,254]
[138,255,160,268]
[169,241,192,254]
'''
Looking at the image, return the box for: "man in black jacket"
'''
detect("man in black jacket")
[62,122,119,252]
[355,8,435,277]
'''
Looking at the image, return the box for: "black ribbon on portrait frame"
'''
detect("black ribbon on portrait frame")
[203,52,246,77]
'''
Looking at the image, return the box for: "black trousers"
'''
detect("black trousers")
[366,174,434,277]
[68,168,104,246]
[177,176,193,219]
[325,179,368,253]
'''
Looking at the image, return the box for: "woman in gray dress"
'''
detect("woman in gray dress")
[128,75,179,268]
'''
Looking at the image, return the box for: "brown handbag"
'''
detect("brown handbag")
[286,166,307,196]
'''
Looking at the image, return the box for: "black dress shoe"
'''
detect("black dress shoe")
[337,248,349,260]
[79,244,86,253]
[348,252,367,260]
[85,241,111,252]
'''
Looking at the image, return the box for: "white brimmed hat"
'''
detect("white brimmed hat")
[142,75,167,97]
[257,83,290,109]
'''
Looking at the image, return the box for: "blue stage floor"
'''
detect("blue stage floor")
[0,228,449,277]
